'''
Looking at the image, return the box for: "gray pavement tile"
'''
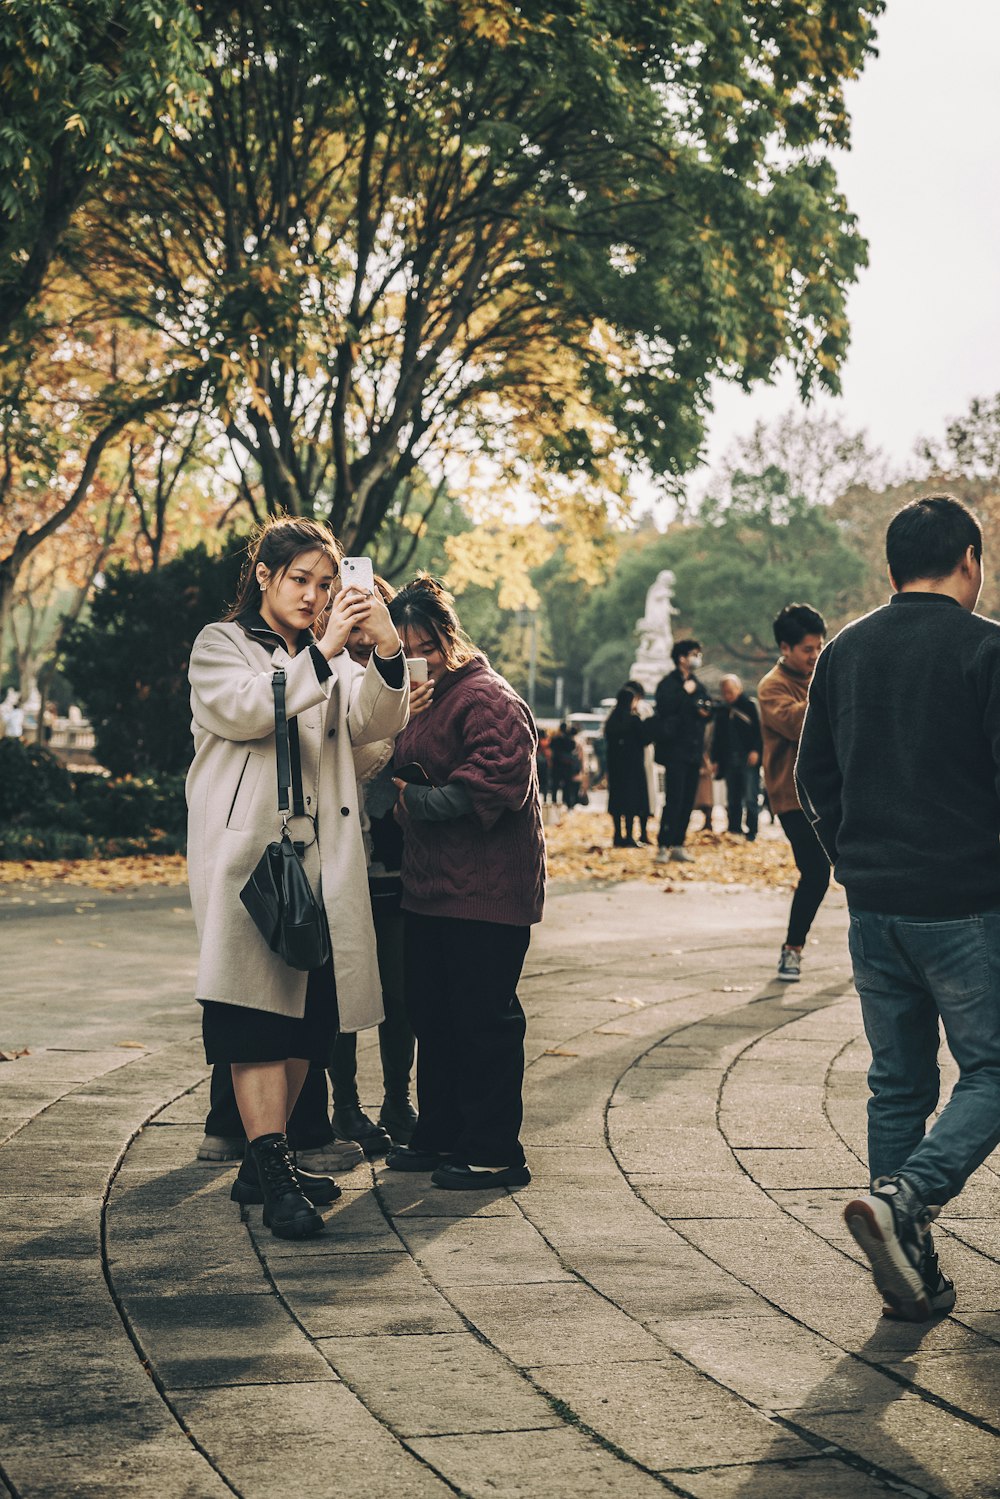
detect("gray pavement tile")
[443,1281,666,1367]
[374,1173,518,1217]
[170,1381,452,1498]
[796,1392,1000,1497]
[0,1196,102,1259]
[320,1330,560,1436]
[249,1184,402,1256]
[125,1291,336,1388]
[529,1358,811,1472]
[733,1146,866,1190]
[854,1350,1000,1425]
[660,1457,898,1498]
[1,1444,234,1499]
[273,1250,462,1337]
[627,1181,769,1220]
[394,1214,575,1287]
[407,1427,670,1498]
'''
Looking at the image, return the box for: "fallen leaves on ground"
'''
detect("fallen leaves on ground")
[545,810,799,890]
[0,813,800,894]
[0,855,188,890]
[0,1047,31,1061]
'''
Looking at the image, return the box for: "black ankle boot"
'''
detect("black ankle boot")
[231,1141,341,1208]
[238,1133,323,1238]
[332,1101,392,1158]
[379,1095,418,1146]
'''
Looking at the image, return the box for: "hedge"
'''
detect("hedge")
[0,739,186,860]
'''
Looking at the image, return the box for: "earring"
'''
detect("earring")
[260,583,268,592]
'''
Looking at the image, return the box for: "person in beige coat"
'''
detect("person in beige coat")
[186,516,409,1238]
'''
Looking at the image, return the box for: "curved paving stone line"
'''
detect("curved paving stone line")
[1,1038,238,1499]
[608,981,1000,1497]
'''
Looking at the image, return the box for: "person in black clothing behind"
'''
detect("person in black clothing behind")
[713,674,763,840]
[653,638,714,864]
[549,721,582,808]
[604,686,653,846]
[797,493,1000,1323]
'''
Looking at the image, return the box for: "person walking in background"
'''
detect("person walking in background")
[186,517,408,1238]
[625,678,657,844]
[713,674,763,840]
[758,604,829,983]
[604,685,652,846]
[797,494,1000,1323]
[653,639,714,864]
[386,575,545,1190]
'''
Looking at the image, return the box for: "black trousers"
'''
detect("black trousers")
[406,912,530,1167]
[658,759,701,848]
[204,903,413,1149]
[779,809,831,947]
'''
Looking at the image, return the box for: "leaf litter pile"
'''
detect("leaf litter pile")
[545,810,799,890]
[0,814,798,893]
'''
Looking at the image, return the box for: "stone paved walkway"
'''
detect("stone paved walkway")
[2,876,1000,1499]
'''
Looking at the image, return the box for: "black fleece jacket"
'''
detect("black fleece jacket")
[796,592,1000,917]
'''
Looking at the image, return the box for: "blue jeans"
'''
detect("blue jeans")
[848,907,1000,1206]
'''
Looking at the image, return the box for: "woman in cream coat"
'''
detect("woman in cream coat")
[186,517,408,1238]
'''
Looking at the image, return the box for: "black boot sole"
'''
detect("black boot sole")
[262,1203,324,1238]
[231,1178,341,1208]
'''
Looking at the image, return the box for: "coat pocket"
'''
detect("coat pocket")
[226,751,266,831]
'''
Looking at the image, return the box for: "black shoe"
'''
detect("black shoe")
[379,1097,418,1147]
[385,1144,448,1172]
[844,1175,952,1321]
[332,1103,393,1158]
[230,1144,342,1208]
[431,1160,531,1191]
[238,1133,324,1239]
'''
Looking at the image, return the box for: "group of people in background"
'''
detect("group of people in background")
[596,604,831,984]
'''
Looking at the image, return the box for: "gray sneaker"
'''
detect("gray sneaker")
[669,846,695,864]
[197,1134,244,1162]
[295,1139,365,1173]
[844,1175,952,1321]
[776,945,801,982]
[654,847,671,865]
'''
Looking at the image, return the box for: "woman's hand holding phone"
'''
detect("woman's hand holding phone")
[409,679,434,716]
[317,588,372,658]
[366,594,403,658]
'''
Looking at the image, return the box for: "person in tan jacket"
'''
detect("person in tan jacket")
[758,602,828,983]
[186,517,409,1239]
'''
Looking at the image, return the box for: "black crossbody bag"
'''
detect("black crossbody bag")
[239,670,331,971]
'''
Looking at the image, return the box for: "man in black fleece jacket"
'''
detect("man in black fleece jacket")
[797,494,1000,1323]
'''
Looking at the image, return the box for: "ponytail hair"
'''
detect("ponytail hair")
[224,515,342,621]
[388,573,482,671]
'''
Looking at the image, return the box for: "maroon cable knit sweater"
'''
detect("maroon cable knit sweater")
[394,657,546,926]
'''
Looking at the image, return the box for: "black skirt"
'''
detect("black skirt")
[201,959,339,1065]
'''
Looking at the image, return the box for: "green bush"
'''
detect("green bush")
[0,739,186,858]
[61,537,248,777]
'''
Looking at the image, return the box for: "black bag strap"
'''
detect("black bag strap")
[271,670,307,820]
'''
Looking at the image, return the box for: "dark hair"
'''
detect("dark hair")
[605,687,637,734]
[225,515,341,621]
[624,678,646,697]
[388,573,481,671]
[671,637,701,665]
[772,603,826,649]
[885,493,983,586]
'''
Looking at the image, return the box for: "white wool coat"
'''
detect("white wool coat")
[185,620,409,1030]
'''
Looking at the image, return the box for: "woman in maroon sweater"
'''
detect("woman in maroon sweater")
[386,576,545,1189]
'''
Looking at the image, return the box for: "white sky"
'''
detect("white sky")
[695,0,1000,484]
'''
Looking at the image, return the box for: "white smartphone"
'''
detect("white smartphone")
[406,658,428,683]
[341,557,375,595]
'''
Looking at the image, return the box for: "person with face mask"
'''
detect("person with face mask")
[652,638,714,864]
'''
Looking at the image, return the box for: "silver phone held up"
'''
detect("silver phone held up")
[406,658,429,684]
[342,557,375,595]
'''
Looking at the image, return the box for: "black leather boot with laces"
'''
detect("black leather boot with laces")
[243,1133,323,1239]
[230,1140,341,1208]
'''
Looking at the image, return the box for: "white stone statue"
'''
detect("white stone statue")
[629,569,675,692]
